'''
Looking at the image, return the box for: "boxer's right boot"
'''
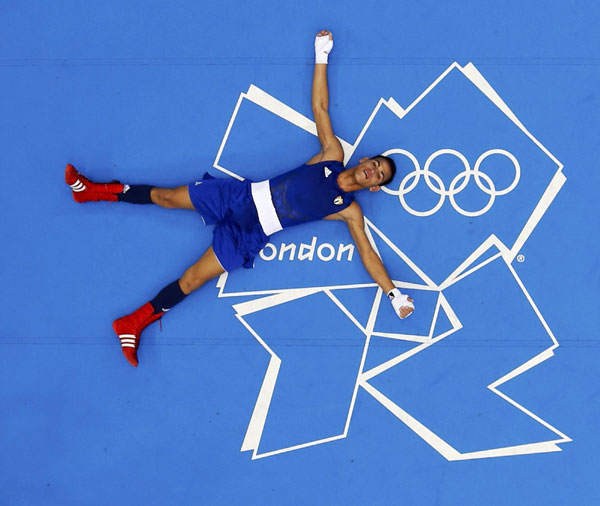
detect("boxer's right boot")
[65,164,124,203]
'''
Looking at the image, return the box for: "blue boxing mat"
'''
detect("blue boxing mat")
[0,1,599,505]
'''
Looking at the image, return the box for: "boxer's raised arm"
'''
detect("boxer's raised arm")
[307,30,343,165]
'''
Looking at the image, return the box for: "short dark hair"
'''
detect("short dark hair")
[371,155,396,186]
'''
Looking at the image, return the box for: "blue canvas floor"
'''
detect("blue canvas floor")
[1,2,599,505]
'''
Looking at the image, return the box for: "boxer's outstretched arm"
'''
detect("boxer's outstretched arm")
[307,29,344,165]
[327,202,415,319]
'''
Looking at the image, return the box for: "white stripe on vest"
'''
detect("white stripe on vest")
[250,180,283,236]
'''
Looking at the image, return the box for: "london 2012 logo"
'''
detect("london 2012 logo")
[210,62,568,461]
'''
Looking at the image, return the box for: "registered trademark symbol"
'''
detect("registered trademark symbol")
[516,254,525,263]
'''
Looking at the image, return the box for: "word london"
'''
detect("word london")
[259,236,355,262]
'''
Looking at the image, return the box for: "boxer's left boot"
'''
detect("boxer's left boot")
[112,303,163,367]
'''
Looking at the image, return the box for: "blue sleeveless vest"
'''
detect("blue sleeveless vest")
[268,160,354,228]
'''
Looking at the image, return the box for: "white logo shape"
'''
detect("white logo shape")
[324,166,332,178]
[381,148,521,217]
[334,196,343,205]
[210,61,569,462]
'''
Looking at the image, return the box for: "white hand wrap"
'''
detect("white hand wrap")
[387,288,414,320]
[315,35,333,64]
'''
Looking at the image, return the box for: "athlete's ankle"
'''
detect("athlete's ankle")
[118,185,154,204]
[149,280,187,313]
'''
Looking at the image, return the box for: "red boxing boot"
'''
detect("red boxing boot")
[65,164,124,203]
[112,302,163,367]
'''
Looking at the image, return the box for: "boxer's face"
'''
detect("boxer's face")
[353,157,392,191]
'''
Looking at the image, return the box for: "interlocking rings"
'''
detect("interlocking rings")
[381,148,520,217]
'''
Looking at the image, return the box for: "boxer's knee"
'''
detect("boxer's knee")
[151,188,178,208]
[179,267,209,294]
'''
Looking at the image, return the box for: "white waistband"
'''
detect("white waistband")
[250,180,283,236]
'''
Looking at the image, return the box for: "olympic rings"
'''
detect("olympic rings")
[381,148,520,217]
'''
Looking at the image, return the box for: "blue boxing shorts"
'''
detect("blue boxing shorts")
[188,173,269,272]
